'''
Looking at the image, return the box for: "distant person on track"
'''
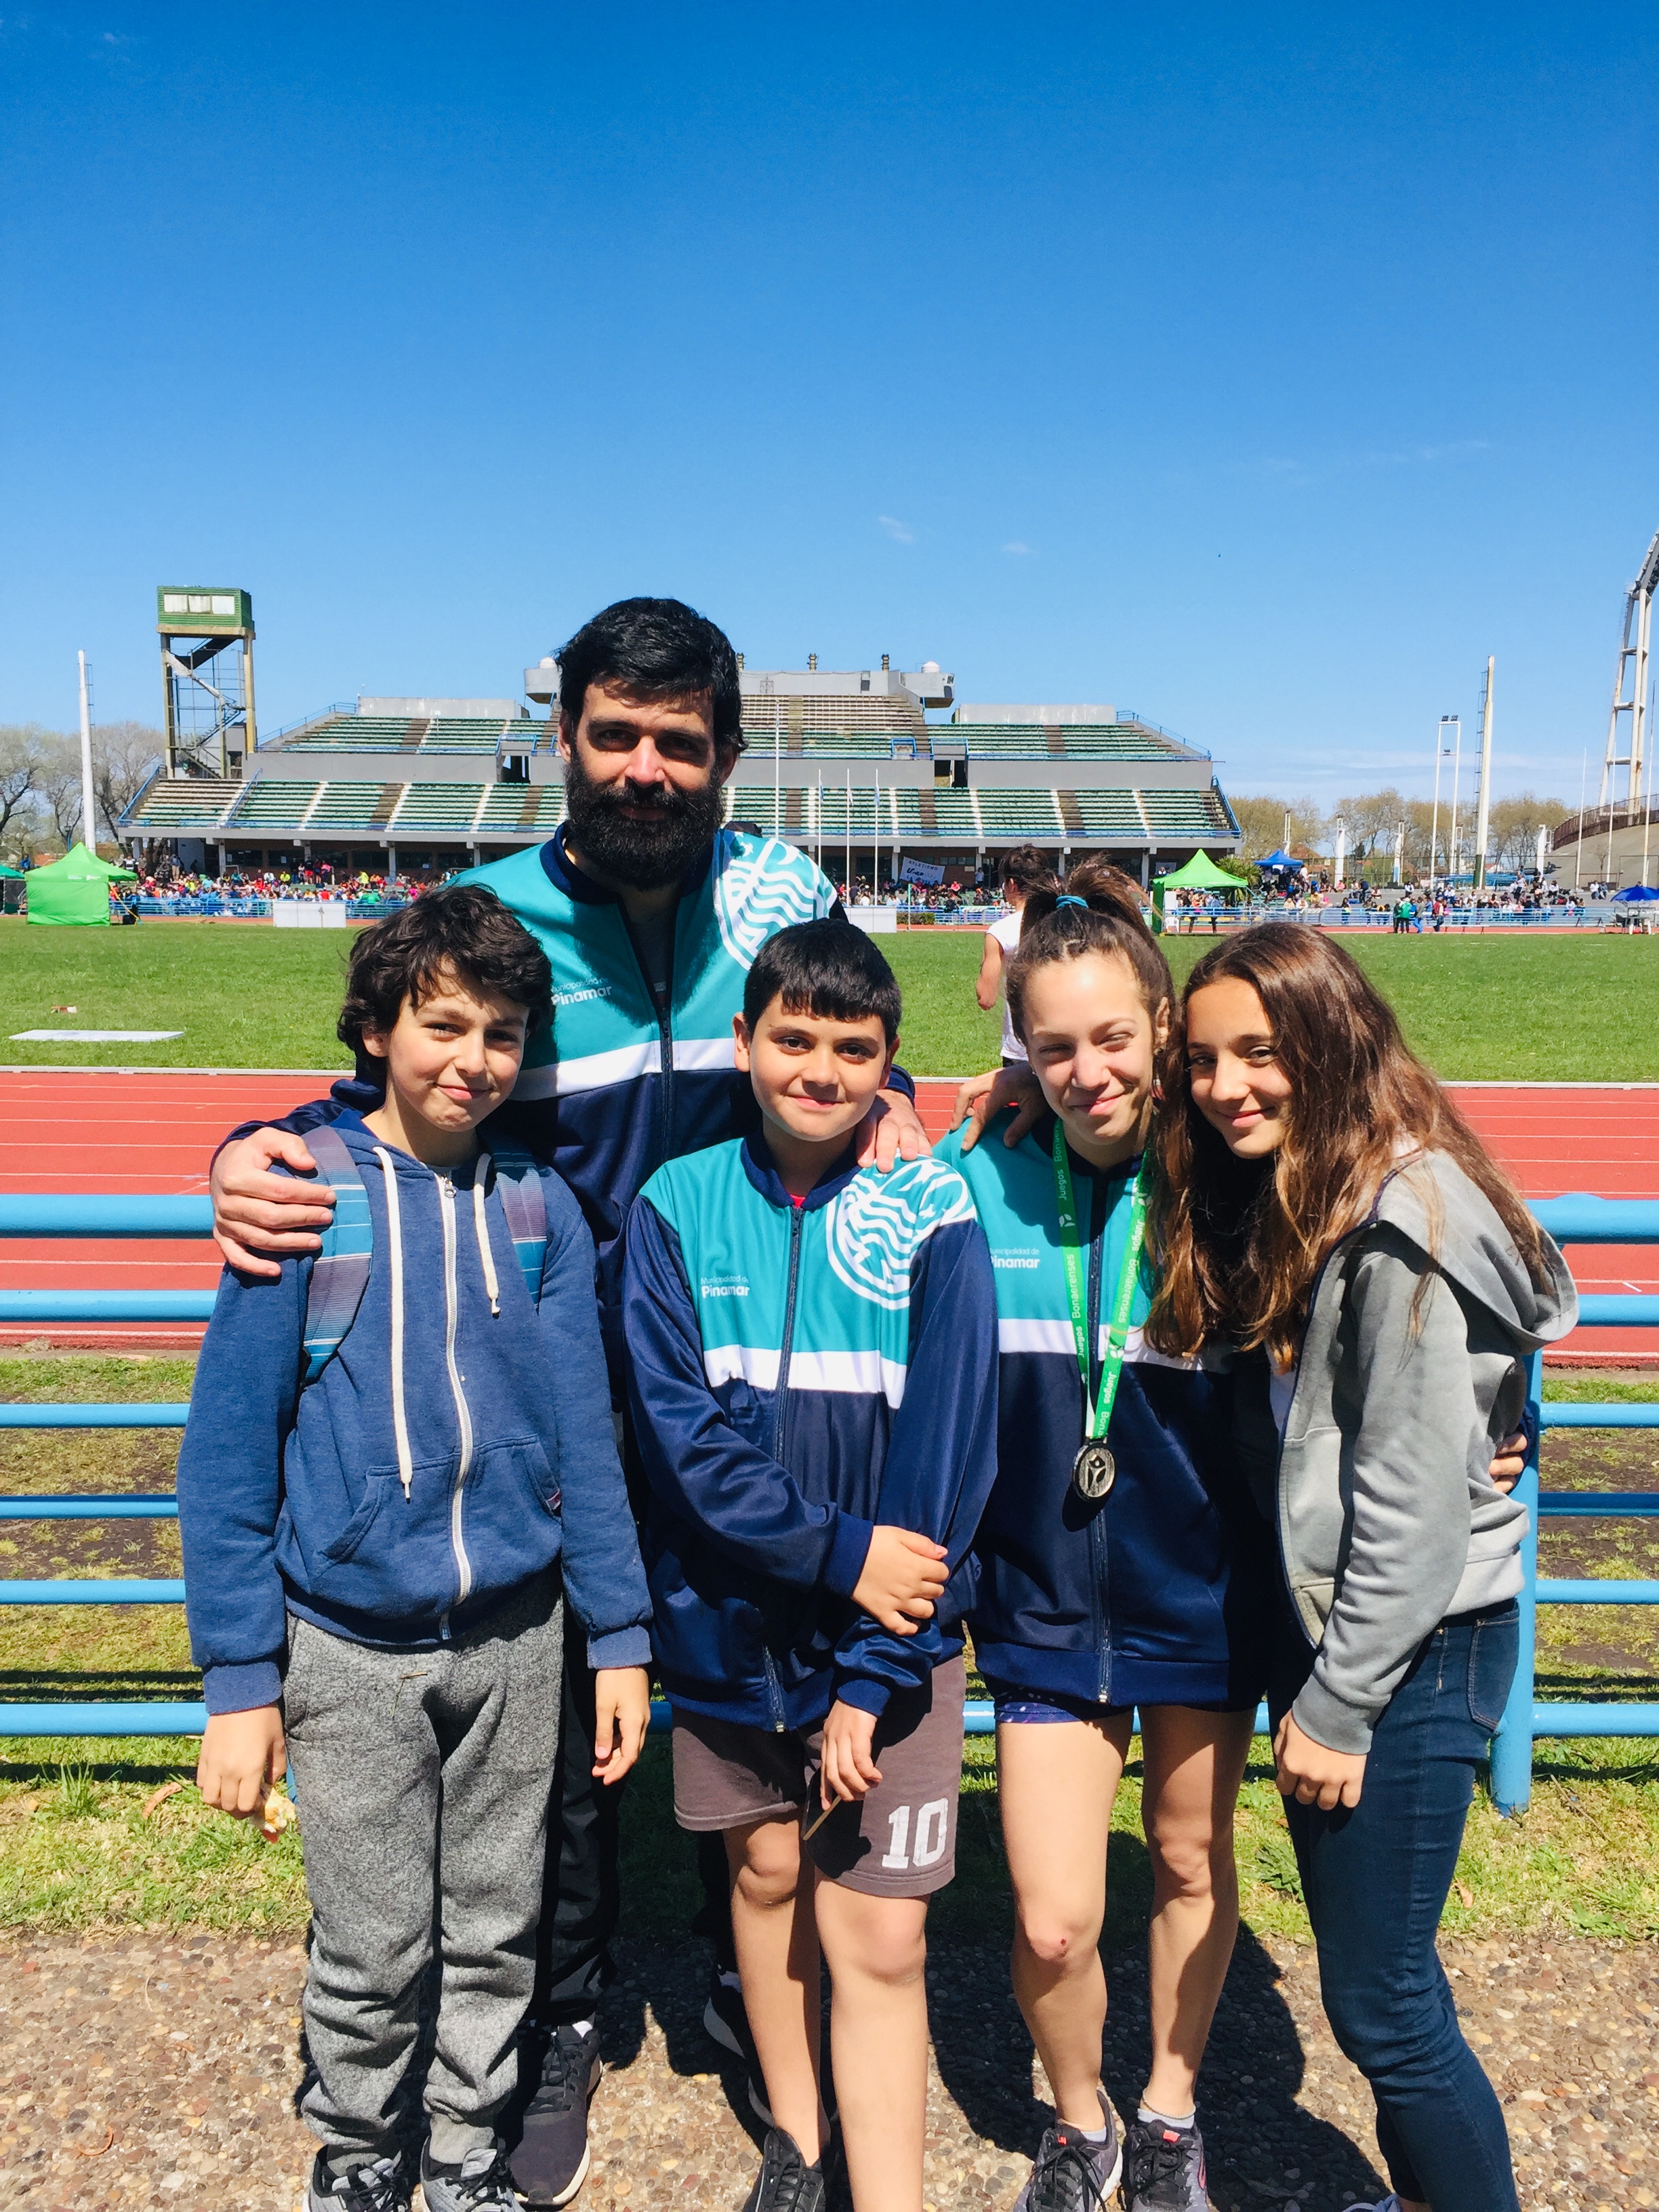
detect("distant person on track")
[1153,926,1576,2212]
[976,845,1057,1069]
[180,890,652,2212]
[203,597,929,2208]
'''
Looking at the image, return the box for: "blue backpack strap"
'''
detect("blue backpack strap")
[480,1134,548,1305]
[300,1125,375,1384]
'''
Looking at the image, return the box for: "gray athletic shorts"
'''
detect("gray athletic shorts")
[670,1656,966,1898]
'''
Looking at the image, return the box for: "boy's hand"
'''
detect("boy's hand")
[819,1698,882,1807]
[953,1065,1044,1155]
[1273,1711,1366,1811]
[210,1129,336,1278]
[853,1526,948,1636]
[592,1666,651,1785]
[197,1706,287,1820]
[855,1088,930,1172]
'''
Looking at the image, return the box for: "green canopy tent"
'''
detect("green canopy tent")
[23,844,138,928]
[1150,849,1245,935]
[0,859,22,917]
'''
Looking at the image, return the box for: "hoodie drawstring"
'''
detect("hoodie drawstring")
[473,1170,501,1316]
[373,1146,415,1502]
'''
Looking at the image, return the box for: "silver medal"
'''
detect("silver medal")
[1071,1439,1116,1502]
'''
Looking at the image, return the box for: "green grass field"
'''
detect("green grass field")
[3,915,1658,1079]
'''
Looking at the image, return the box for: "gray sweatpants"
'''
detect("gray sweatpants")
[283,1574,563,2169]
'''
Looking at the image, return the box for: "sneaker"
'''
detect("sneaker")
[703,1965,775,2127]
[1015,2090,1123,2211]
[740,2128,827,2212]
[508,2022,602,2206]
[305,2150,411,2212]
[418,2141,522,2211]
[1122,2116,1210,2210]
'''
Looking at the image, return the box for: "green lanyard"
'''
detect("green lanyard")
[1051,1122,1150,1448]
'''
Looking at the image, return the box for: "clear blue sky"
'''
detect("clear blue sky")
[4,3,1655,806]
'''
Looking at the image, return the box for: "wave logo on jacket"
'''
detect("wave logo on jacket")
[711,829,835,969]
[823,1159,977,1311]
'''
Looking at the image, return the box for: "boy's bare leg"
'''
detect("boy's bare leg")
[997,1712,1132,2128]
[1139,1706,1254,2118]
[724,1818,830,2160]
[813,1877,929,2212]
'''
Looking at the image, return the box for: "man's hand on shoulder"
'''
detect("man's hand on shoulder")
[210,1129,336,1278]
[855,1087,930,1173]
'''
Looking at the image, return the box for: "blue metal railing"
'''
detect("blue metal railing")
[1,1193,1656,1783]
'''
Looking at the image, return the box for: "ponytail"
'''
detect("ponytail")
[1006,859,1173,1043]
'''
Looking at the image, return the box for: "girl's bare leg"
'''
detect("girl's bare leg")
[997,1713,1134,2128]
[1138,1706,1254,2117]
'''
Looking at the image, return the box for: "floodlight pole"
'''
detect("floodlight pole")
[1473,657,1495,890]
[1574,750,1586,889]
[846,768,853,900]
[1393,823,1404,884]
[1431,716,1457,893]
[77,651,96,855]
[1448,720,1465,893]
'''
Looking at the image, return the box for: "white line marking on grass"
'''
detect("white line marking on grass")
[10,1029,186,1042]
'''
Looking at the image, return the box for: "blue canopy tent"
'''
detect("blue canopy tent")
[1611,884,1659,902]
[1258,848,1303,872]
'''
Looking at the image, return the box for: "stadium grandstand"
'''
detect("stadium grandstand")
[119,652,1241,884]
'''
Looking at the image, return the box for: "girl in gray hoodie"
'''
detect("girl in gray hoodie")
[1145,925,1575,2212]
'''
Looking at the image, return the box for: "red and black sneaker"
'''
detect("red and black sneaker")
[1122,2115,1211,2211]
[1014,2089,1123,2211]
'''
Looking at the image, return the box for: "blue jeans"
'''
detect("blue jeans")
[1269,1602,1520,2210]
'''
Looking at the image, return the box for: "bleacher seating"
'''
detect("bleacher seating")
[740,692,926,756]
[280,716,420,754]
[815,787,888,837]
[226,780,321,830]
[1070,790,1147,838]
[976,789,1064,838]
[306,783,399,830]
[424,719,531,754]
[125,777,239,830]
[1139,786,1239,839]
[951,722,1203,762]
[929,789,977,839]
[475,783,565,835]
[391,785,489,834]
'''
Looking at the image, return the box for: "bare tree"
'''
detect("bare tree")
[35,735,84,851]
[93,721,164,843]
[1488,791,1568,872]
[1229,794,1327,862]
[0,724,52,859]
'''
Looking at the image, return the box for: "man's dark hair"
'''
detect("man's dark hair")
[556,597,745,756]
[338,884,554,1052]
[742,919,901,1045]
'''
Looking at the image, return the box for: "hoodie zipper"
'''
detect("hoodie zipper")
[624,906,676,1171]
[762,1199,807,1731]
[436,1172,476,1633]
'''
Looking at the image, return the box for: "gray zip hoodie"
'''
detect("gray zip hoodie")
[1235,1149,1576,1756]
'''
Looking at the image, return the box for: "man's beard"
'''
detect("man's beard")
[560,745,727,890]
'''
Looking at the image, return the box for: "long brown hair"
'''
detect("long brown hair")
[1006,858,1172,1039]
[1144,924,1546,1364]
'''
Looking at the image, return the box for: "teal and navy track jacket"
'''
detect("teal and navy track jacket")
[622,1133,1000,1728]
[229,829,922,1379]
[938,1119,1273,1712]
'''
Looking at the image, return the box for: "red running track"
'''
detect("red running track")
[3,1070,1656,1359]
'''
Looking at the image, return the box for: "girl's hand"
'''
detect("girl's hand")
[197,1706,287,1819]
[1489,1429,1528,1494]
[1273,1711,1366,1811]
[592,1666,651,1785]
[819,1699,882,1807]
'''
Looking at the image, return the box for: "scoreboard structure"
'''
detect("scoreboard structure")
[157,587,256,779]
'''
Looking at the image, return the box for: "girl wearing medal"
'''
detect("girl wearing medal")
[938,864,1275,2212]
[1147,928,1574,2212]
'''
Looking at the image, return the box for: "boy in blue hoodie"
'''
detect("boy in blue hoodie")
[622,920,998,2212]
[178,886,652,2212]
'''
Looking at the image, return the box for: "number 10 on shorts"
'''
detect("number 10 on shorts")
[882,1797,951,1871]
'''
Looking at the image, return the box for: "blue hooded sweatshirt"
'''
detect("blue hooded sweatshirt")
[621,1133,1000,1729]
[177,1111,653,1716]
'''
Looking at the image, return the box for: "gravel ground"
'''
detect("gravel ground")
[1,1929,1654,2210]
